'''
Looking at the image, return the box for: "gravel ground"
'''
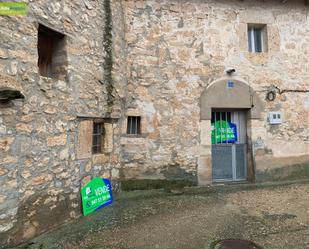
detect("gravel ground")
[13,182,309,249]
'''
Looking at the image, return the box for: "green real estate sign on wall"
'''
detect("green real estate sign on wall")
[81,178,113,216]
[0,2,28,16]
[211,120,238,144]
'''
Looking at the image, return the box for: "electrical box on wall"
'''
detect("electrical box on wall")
[268,112,282,124]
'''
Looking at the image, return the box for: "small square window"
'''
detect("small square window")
[92,123,104,154]
[248,24,268,53]
[127,116,141,135]
[38,24,67,79]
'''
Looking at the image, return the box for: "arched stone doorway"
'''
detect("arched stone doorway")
[198,77,264,185]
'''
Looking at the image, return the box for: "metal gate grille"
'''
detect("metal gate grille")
[211,111,247,182]
[211,111,232,144]
[212,144,233,180]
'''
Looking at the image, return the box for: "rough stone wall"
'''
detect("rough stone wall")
[120,0,309,182]
[1,0,309,246]
[0,1,122,246]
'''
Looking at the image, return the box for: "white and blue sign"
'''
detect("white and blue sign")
[227,81,235,89]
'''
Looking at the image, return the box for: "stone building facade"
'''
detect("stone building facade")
[1,0,309,246]
[0,0,125,246]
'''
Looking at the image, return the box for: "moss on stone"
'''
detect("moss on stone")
[256,162,309,182]
[103,0,114,110]
[120,179,197,191]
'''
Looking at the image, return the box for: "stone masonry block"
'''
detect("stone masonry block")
[76,120,93,160]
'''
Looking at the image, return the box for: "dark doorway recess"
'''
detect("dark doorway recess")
[37,24,67,80]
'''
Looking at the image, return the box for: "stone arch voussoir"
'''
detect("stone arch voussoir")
[200,77,264,120]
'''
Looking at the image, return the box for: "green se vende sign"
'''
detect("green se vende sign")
[81,178,113,216]
[211,120,238,144]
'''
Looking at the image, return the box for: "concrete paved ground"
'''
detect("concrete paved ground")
[12,181,309,249]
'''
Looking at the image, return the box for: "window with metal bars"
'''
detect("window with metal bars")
[211,111,233,144]
[92,123,104,154]
[127,116,141,135]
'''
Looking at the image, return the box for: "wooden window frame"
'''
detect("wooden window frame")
[37,24,66,78]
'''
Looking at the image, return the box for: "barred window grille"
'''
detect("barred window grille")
[92,123,104,154]
[127,116,141,135]
[211,111,232,144]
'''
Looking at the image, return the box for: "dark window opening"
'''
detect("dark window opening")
[211,111,232,124]
[37,24,67,79]
[92,123,104,154]
[127,116,141,135]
